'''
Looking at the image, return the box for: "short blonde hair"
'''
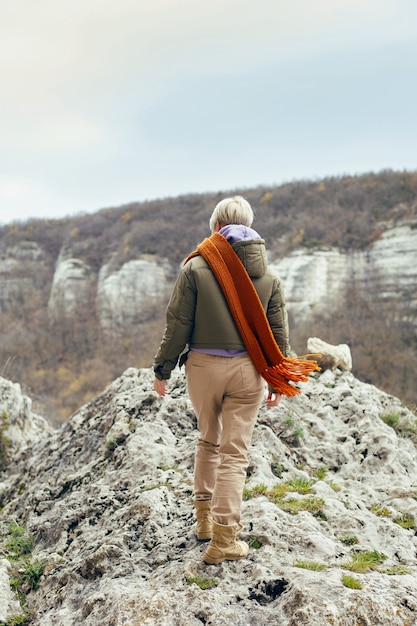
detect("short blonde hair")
[209,196,254,234]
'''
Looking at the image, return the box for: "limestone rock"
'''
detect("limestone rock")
[307,337,352,371]
[97,256,171,333]
[1,367,417,625]
[0,241,47,312]
[48,257,93,321]
[271,218,417,323]
[0,376,52,472]
[0,559,21,623]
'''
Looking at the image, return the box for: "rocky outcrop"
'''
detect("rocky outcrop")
[307,337,352,371]
[96,256,172,333]
[0,376,52,470]
[47,257,94,322]
[0,241,47,312]
[272,218,417,322]
[1,364,417,625]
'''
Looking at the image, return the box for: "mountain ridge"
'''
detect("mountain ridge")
[1,169,417,419]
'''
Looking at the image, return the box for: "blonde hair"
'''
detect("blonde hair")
[209,196,254,234]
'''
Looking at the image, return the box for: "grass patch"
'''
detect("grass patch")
[380,411,417,443]
[394,512,416,529]
[371,504,391,517]
[185,575,218,590]
[294,560,327,571]
[328,481,341,492]
[343,550,387,573]
[342,574,362,590]
[276,496,326,518]
[0,520,45,621]
[269,478,315,498]
[314,466,328,480]
[3,614,33,626]
[244,479,326,519]
[380,412,400,429]
[381,565,412,575]
[5,523,34,560]
[339,535,359,546]
[249,537,262,549]
[243,484,268,500]
[10,559,46,593]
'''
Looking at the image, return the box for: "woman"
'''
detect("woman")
[153,195,290,564]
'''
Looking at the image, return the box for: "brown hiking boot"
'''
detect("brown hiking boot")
[203,521,249,564]
[194,500,213,541]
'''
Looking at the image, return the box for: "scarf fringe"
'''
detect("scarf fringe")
[262,355,321,396]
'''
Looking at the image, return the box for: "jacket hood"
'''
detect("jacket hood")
[219,224,261,243]
[232,238,268,279]
[219,224,267,278]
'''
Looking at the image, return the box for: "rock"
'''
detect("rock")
[307,337,352,371]
[0,559,21,623]
[97,256,171,333]
[1,366,417,625]
[0,241,47,312]
[0,376,52,473]
[271,217,417,324]
[48,257,93,321]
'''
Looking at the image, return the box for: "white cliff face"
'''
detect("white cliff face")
[5,216,417,333]
[0,241,46,312]
[48,257,93,321]
[371,220,417,301]
[1,366,417,625]
[271,218,417,321]
[97,256,171,333]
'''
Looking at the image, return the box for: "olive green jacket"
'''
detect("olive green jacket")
[153,238,290,380]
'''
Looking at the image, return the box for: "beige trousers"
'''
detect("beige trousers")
[186,351,265,525]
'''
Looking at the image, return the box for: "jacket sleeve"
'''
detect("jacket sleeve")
[153,265,197,380]
[266,276,290,358]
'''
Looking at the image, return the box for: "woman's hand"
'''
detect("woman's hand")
[154,378,167,397]
[265,390,281,407]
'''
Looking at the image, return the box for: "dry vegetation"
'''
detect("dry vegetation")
[1,169,417,422]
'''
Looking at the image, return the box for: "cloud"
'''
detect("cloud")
[0,0,417,223]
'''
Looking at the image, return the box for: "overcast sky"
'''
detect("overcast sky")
[1,0,417,225]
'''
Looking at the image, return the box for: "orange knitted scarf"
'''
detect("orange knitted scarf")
[184,232,319,396]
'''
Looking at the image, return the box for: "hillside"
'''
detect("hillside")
[0,169,417,420]
[1,366,417,625]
